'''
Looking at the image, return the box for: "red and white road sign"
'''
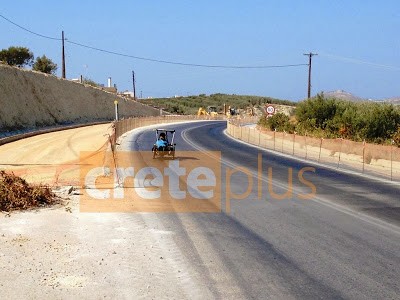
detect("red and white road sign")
[265,105,276,115]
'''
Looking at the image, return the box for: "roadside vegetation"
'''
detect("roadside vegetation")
[0,171,56,212]
[32,55,57,75]
[140,93,296,114]
[0,46,57,74]
[82,77,99,87]
[0,46,33,67]
[258,93,400,145]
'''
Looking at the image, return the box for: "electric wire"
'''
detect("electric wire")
[1,14,308,69]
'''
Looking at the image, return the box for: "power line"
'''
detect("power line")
[319,52,400,71]
[0,14,61,40]
[0,14,308,69]
[66,40,307,69]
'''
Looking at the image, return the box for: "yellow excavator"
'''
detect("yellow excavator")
[246,106,255,116]
[197,106,219,117]
[224,104,237,118]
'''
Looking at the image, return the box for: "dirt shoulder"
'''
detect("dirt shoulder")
[0,123,112,185]
[0,193,203,299]
[0,122,208,299]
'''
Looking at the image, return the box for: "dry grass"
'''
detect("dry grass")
[0,170,56,212]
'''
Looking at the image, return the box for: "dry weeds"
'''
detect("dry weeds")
[0,170,56,212]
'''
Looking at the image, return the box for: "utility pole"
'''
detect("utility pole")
[303,52,317,98]
[62,31,66,79]
[132,71,136,100]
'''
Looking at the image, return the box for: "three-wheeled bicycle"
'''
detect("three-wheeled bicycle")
[151,129,176,159]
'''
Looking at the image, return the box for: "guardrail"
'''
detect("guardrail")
[227,118,400,182]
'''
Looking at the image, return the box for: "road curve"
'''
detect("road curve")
[120,121,400,299]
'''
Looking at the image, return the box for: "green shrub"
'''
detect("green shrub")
[257,93,400,145]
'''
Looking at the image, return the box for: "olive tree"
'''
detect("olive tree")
[32,55,58,74]
[0,46,34,67]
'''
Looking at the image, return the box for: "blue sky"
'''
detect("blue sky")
[1,0,399,100]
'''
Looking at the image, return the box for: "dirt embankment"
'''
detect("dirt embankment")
[0,64,159,130]
[253,104,295,117]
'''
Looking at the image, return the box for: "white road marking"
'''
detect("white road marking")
[180,123,400,236]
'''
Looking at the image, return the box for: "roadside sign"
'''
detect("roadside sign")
[266,105,275,115]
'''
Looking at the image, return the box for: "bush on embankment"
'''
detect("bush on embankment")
[258,93,400,145]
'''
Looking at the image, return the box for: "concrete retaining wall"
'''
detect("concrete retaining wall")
[0,64,160,130]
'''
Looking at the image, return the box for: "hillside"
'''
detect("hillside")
[322,90,370,103]
[384,97,400,105]
[0,64,159,131]
[322,90,400,105]
[139,94,296,115]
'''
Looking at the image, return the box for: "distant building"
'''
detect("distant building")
[71,75,83,83]
[121,91,135,98]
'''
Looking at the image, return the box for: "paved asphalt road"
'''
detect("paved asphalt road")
[120,121,400,299]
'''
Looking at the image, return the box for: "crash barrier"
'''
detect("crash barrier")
[227,119,400,182]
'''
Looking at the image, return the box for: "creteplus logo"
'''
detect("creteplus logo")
[79,151,222,212]
[79,151,316,213]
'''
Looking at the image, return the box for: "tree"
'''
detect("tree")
[32,55,57,74]
[0,46,34,67]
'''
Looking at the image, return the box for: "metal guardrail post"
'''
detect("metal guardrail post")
[391,140,394,181]
[338,138,343,169]
[305,132,308,160]
[362,140,366,174]
[293,133,296,156]
[318,138,323,163]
